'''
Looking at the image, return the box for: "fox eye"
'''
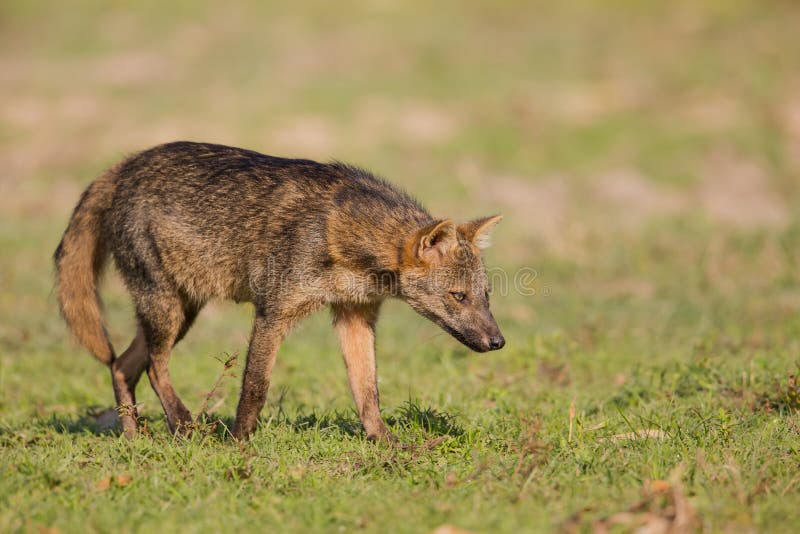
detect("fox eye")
[450,291,466,302]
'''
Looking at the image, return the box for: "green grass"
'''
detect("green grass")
[2,1,800,532]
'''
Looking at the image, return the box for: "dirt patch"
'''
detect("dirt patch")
[778,83,800,174]
[596,278,656,299]
[680,91,742,132]
[591,168,685,226]
[395,102,458,144]
[93,52,171,86]
[0,95,49,129]
[483,176,571,241]
[58,94,105,123]
[546,78,651,124]
[268,115,337,157]
[479,169,685,257]
[698,149,788,228]
[355,98,459,147]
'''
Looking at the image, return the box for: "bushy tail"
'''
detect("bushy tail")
[54,166,118,365]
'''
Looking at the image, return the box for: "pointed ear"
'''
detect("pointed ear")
[458,215,503,249]
[405,219,457,265]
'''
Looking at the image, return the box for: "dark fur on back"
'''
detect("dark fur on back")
[107,142,432,309]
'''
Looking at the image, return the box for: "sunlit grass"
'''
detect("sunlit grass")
[2,0,800,532]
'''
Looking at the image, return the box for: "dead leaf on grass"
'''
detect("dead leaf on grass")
[95,474,133,490]
[600,429,666,443]
[288,464,307,480]
[576,465,699,534]
[431,525,473,534]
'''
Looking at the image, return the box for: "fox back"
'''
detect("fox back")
[105,142,429,305]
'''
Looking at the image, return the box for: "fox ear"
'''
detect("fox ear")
[407,219,457,264]
[458,215,503,249]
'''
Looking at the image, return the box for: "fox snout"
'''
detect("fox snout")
[488,334,506,350]
[470,333,505,353]
[443,310,505,353]
[470,319,505,353]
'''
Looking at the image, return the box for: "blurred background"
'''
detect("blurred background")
[1,0,800,426]
[3,1,800,530]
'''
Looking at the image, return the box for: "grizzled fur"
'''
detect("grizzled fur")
[54,141,504,441]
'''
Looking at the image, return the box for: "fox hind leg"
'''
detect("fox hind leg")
[111,327,148,437]
[111,300,202,437]
[134,289,195,435]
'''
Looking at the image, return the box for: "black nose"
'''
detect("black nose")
[488,336,505,350]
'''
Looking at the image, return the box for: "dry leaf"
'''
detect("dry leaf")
[647,479,671,493]
[669,467,699,533]
[584,464,699,534]
[431,525,473,534]
[95,476,111,491]
[568,398,576,442]
[600,429,666,443]
[289,465,306,480]
[116,474,133,486]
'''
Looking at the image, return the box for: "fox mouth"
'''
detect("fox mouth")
[438,321,490,352]
[439,323,489,352]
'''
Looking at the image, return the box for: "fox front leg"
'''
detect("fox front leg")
[332,302,394,443]
[232,311,286,440]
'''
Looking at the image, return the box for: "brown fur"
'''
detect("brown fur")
[54,141,504,441]
[54,164,119,364]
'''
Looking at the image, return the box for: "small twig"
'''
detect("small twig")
[194,352,239,423]
[568,397,576,442]
[513,418,546,478]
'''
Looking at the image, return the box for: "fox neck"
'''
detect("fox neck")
[326,210,432,300]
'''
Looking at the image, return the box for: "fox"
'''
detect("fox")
[54,141,505,442]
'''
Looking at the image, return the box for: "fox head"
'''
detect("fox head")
[398,215,505,353]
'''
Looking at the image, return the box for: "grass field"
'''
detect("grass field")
[2,1,800,532]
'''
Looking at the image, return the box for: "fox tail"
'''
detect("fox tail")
[53,165,118,365]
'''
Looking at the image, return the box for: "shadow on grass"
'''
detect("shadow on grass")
[289,410,363,436]
[14,400,463,440]
[0,410,120,439]
[287,400,463,438]
[9,408,226,439]
[33,408,163,437]
[387,400,464,437]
